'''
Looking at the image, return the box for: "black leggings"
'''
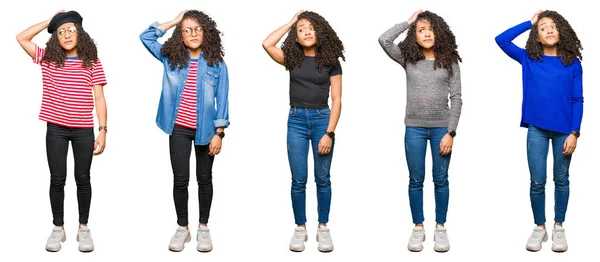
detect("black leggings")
[46,123,95,226]
[170,125,215,226]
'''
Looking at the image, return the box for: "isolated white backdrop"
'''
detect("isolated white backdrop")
[0,0,597,261]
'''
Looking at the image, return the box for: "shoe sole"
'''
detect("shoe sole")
[197,245,213,252]
[434,246,450,252]
[552,245,568,253]
[289,234,308,252]
[526,234,548,252]
[169,234,191,252]
[316,234,333,252]
[46,235,66,252]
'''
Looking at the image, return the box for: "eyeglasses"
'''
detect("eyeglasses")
[182,26,203,37]
[57,26,77,38]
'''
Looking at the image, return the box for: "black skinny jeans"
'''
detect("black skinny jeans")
[46,123,95,226]
[170,125,215,226]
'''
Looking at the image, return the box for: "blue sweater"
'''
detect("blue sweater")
[495,21,583,134]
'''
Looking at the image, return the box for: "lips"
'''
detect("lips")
[303,37,313,41]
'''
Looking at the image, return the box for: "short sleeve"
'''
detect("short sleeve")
[91,59,107,86]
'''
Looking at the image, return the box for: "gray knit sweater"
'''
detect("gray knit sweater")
[378,22,462,131]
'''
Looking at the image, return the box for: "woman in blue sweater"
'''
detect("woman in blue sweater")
[495,10,583,253]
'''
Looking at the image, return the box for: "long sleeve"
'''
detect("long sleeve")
[378,21,410,67]
[495,21,531,63]
[214,62,230,128]
[139,22,166,61]
[571,61,583,132]
[448,63,462,131]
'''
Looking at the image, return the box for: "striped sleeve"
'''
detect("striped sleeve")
[33,45,45,64]
[92,59,107,86]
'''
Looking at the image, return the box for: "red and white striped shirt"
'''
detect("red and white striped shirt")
[175,60,198,129]
[34,45,107,128]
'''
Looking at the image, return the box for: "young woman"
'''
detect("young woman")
[140,10,229,253]
[16,10,108,253]
[496,10,583,253]
[379,10,462,253]
[262,10,344,252]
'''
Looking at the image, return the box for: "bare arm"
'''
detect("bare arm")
[16,10,64,59]
[93,84,107,155]
[317,74,342,155]
[262,10,303,65]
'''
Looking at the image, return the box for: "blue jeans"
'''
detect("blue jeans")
[527,125,571,225]
[405,126,451,224]
[287,107,334,225]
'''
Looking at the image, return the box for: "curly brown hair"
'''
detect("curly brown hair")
[41,23,98,68]
[399,11,461,73]
[526,10,582,66]
[281,11,345,72]
[161,10,224,68]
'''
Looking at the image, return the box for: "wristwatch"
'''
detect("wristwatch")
[326,131,335,139]
[215,131,225,139]
[570,130,580,138]
[98,126,107,132]
[447,130,456,138]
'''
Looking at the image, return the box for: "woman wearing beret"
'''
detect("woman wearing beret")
[140,10,229,252]
[17,10,108,252]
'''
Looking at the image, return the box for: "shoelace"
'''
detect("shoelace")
[50,230,63,240]
[554,230,565,240]
[411,230,424,240]
[79,230,90,240]
[531,229,544,240]
[293,229,305,239]
[319,230,331,240]
[173,230,187,241]
[199,230,210,240]
[436,230,447,240]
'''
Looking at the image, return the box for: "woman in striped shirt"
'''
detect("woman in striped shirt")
[16,10,107,253]
[140,10,230,253]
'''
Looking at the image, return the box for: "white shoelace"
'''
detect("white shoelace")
[411,230,424,240]
[554,230,565,240]
[319,230,331,240]
[531,229,545,240]
[50,229,62,240]
[293,229,305,239]
[79,230,90,240]
[173,230,187,241]
[436,230,447,240]
[199,230,210,240]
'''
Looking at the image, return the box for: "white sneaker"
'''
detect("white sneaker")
[316,225,334,252]
[526,226,548,251]
[77,225,95,252]
[433,225,450,252]
[45,226,66,252]
[552,225,568,252]
[407,226,425,252]
[197,226,213,252]
[169,226,191,252]
[289,226,307,252]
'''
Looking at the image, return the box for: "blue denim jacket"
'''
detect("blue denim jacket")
[140,22,230,145]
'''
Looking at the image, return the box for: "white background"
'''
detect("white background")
[0,0,597,261]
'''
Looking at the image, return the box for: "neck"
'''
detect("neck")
[189,48,202,59]
[65,49,77,57]
[543,46,558,56]
[423,48,435,60]
[303,47,316,57]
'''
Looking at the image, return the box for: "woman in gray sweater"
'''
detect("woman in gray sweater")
[379,10,462,253]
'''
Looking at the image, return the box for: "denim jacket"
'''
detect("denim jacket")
[140,22,230,145]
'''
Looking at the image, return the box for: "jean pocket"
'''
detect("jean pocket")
[316,108,330,116]
[289,108,296,117]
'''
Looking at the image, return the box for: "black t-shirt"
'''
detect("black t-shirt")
[289,56,342,109]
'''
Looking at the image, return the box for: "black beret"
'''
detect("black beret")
[48,11,83,33]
